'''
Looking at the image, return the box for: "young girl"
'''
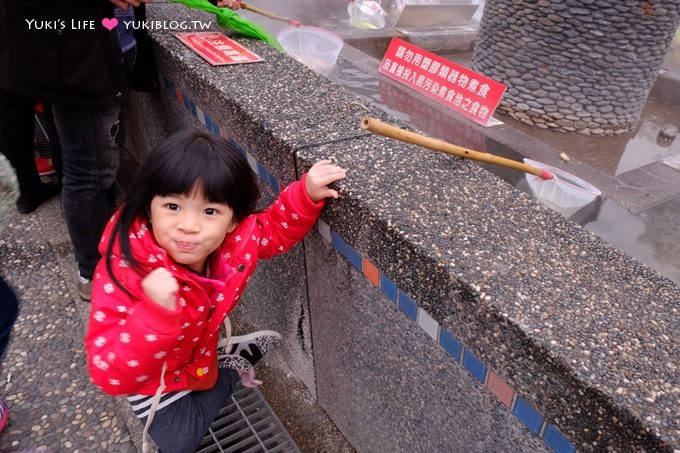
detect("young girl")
[84,129,346,453]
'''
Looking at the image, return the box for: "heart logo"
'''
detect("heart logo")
[101,18,118,31]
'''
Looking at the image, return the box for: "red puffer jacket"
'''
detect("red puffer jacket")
[85,176,323,395]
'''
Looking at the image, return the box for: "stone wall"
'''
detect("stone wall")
[471,0,680,135]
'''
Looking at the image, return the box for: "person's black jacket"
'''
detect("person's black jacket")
[129,4,161,93]
[0,1,129,106]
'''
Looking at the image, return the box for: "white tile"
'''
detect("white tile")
[417,308,439,341]
[317,219,331,243]
[196,106,206,125]
[246,153,258,174]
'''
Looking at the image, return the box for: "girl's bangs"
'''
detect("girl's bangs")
[195,164,236,204]
[155,141,235,204]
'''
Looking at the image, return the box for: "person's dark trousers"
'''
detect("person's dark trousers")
[0,87,43,200]
[50,103,123,281]
[0,275,19,361]
[143,368,240,453]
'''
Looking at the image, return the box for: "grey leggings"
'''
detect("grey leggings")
[140,368,240,453]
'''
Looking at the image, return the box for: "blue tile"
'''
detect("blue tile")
[398,291,417,320]
[205,115,217,134]
[543,424,575,453]
[270,176,280,195]
[346,245,363,271]
[462,349,487,384]
[187,99,194,115]
[331,231,348,257]
[513,397,544,434]
[267,172,279,193]
[228,138,247,157]
[380,274,397,302]
[439,329,462,362]
[257,162,269,181]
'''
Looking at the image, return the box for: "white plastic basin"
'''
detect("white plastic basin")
[277,26,344,72]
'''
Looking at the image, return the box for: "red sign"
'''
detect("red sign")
[379,38,506,126]
[175,32,263,66]
[378,79,487,152]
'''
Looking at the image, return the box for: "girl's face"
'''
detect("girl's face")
[149,187,237,273]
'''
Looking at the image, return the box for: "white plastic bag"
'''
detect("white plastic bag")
[387,0,405,23]
[347,0,387,29]
[523,158,601,217]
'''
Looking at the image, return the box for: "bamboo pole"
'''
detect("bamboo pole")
[361,117,553,179]
[240,2,301,26]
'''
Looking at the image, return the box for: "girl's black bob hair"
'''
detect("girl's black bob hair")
[106,128,260,284]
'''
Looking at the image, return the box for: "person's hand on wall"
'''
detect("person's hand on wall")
[110,0,150,9]
[305,160,347,202]
[217,0,242,10]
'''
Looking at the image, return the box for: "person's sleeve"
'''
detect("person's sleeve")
[84,260,182,395]
[253,174,325,259]
[0,154,19,234]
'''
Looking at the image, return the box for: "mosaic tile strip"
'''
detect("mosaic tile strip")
[162,76,576,453]
[162,76,280,196]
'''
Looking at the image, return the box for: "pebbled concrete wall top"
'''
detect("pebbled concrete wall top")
[144,3,679,450]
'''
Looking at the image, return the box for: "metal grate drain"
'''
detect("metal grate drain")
[196,385,300,453]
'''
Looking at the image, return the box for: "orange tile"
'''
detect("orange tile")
[486,371,514,408]
[362,258,380,287]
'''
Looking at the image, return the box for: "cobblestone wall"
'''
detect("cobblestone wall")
[471,0,680,135]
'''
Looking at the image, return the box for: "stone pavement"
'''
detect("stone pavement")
[0,195,138,452]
